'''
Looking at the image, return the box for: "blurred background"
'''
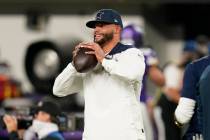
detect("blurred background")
[0,0,210,139]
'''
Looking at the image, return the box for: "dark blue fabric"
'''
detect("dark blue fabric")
[43,131,64,140]
[8,131,19,140]
[182,133,202,140]
[181,55,210,139]
[108,42,134,55]
[86,9,123,28]
[199,65,210,140]
[181,56,210,100]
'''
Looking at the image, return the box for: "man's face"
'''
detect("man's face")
[35,111,51,122]
[94,23,115,46]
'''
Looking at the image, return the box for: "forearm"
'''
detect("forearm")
[149,66,165,87]
[164,87,180,103]
[175,97,196,124]
[53,63,83,97]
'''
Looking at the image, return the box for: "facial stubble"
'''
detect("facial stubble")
[94,31,114,47]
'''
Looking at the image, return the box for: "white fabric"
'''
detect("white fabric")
[23,126,37,140]
[31,120,59,139]
[164,63,183,88]
[153,106,166,140]
[53,48,146,140]
[140,103,154,140]
[175,97,196,124]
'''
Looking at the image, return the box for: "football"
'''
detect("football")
[73,47,98,73]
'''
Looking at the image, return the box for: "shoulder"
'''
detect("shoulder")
[110,43,143,57]
[192,55,210,66]
[121,43,143,54]
[109,43,134,55]
[186,55,210,73]
[120,47,144,59]
[124,46,143,54]
[191,56,210,66]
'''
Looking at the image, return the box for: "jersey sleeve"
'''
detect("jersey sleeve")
[102,48,145,82]
[53,63,84,97]
[181,63,197,100]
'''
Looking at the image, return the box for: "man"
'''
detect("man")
[199,64,210,140]
[175,55,210,140]
[3,101,64,140]
[160,40,198,140]
[53,9,146,140]
[195,35,210,59]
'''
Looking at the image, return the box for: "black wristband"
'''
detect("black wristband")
[174,115,184,128]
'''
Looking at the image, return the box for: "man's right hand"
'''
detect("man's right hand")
[72,43,82,61]
[73,42,97,60]
[3,115,18,133]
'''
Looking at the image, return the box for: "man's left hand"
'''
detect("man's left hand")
[3,115,18,133]
[80,42,105,63]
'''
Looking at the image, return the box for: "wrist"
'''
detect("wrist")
[99,56,105,63]
[174,115,184,128]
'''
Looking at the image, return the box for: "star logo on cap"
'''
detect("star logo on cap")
[96,11,104,20]
[38,101,43,106]
[114,19,118,23]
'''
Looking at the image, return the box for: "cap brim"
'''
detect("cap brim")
[86,20,114,28]
[35,107,42,113]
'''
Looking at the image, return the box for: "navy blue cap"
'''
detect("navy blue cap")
[86,9,123,28]
[183,40,197,52]
[35,101,61,117]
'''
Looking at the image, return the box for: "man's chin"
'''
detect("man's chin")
[94,39,103,45]
[94,38,102,42]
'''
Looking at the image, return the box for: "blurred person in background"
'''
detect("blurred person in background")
[0,60,21,103]
[195,35,210,59]
[163,40,197,103]
[174,55,210,140]
[3,101,64,140]
[159,40,197,140]
[121,24,165,140]
[174,36,210,140]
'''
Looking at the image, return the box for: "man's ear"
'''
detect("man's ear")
[114,25,121,34]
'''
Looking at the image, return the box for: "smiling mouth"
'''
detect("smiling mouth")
[95,34,102,37]
[94,34,103,40]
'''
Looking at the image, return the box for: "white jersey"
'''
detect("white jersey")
[53,46,146,140]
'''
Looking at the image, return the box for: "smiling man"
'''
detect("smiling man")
[53,9,146,140]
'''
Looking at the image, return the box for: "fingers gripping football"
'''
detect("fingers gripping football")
[72,43,98,73]
[80,42,105,63]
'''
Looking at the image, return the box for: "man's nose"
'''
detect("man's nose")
[94,26,101,31]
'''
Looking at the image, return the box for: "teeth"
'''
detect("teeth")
[95,35,101,37]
